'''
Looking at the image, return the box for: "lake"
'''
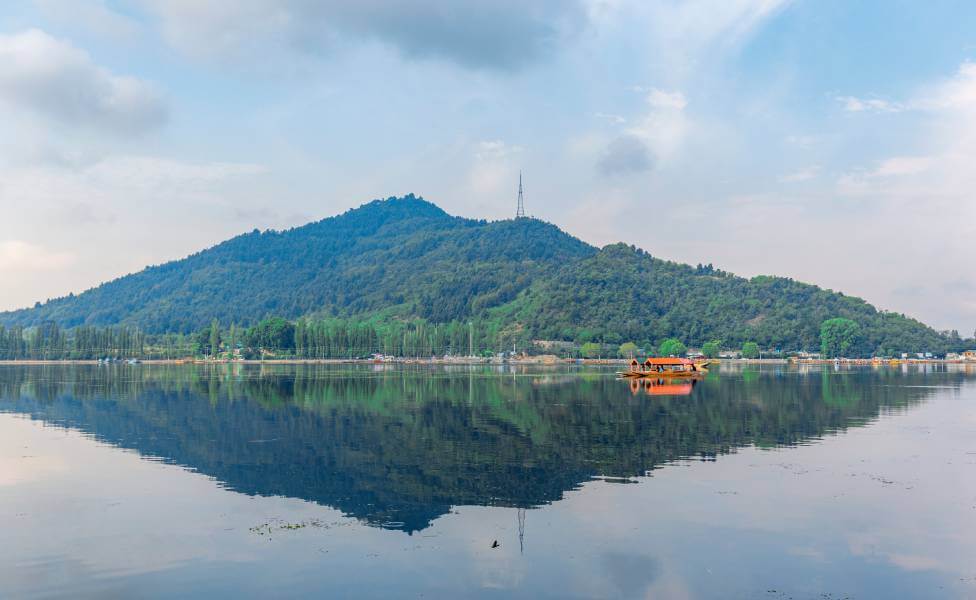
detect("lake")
[1,363,974,598]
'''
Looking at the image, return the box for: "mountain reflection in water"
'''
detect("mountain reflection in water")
[0,364,959,533]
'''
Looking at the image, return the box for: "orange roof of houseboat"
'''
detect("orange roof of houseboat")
[643,357,694,365]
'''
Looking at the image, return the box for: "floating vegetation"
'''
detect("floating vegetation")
[248,517,353,537]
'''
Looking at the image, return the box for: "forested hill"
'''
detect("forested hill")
[0,195,954,354]
[1,195,595,332]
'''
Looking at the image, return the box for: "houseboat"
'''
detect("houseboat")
[617,357,710,378]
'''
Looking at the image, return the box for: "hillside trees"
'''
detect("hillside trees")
[820,318,860,358]
[0,196,963,357]
[702,340,721,358]
[659,338,687,357]
[618,342,639,358]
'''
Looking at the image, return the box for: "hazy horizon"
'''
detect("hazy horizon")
[1,1,975,334]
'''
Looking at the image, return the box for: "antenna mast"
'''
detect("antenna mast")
[516,171,525,218]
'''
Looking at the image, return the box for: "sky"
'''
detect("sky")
[0,1,974,336]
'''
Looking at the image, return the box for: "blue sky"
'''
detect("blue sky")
[0,1,974,336]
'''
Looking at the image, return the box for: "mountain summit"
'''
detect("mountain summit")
[0,195,950,354]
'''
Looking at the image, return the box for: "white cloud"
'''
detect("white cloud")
[830,61,976,330]
[0,240,74,272]
[779,165,820,183]
[836,96,904,113]
[580,1,790,184]
[562,190,636,247]
[0,29,167,134]
[839,63,976,115]
[0,154,270,310]
[837,157,934,191]
[139,0,296,63]
[915,61,976,111]
[625,88,689,164]
[595,112,627,124]
[33,0,141,40]
[82,156,268,192]
[871,156,934,177]
[465,140,524,207]
[622,0,792,76]
[474,140,523,161]
[785,135,818,148]
[0,156,268,234]
[646,89,687,110]
[591,87,689,176]
[660,0,790,48]
[837,63,976,194]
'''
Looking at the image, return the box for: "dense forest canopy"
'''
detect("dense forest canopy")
[0,195,970,357]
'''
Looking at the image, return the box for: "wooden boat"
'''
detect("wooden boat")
[617,357,709,379]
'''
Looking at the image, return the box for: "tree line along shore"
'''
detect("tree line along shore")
[1,315,972,362]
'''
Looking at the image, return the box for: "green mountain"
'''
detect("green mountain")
[0,195,954,355]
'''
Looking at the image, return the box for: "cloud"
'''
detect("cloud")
[646,89,688,110]
[0,154,270,310]
[0,155,268,223]
[474,140,523,161]
[0,29,167,135]
[465,140,523,206]
[870,156,934,177]
[582,2,787,181]
[595,112,627,124]
[593,87,686,176]
[785,135,818,148]
[838,156,938,193]
[139,0,587,70]
[598,134,654,176]
[915,61,976,111]
[942,279,975,294]
[33,0,141,40]
[779,165,820,183]
[837,64,976,192]
[50,202,114,226]
[830,61,976,330]
[0,240,74,272]
[625,88,689,163]
[836,95,904,113]
[82,156,268,191]
[616,0,791,77]
[839,63,976,115]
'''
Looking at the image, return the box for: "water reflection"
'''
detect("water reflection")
[0,364,964,533]
[627,377,697,395]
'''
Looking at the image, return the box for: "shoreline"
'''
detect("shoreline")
[0,358,973,366]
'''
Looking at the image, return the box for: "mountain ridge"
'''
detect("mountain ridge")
[0,195,958,354]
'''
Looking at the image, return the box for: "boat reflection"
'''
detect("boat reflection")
[628,377,696,396]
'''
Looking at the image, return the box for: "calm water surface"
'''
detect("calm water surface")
[1,363,975,598]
